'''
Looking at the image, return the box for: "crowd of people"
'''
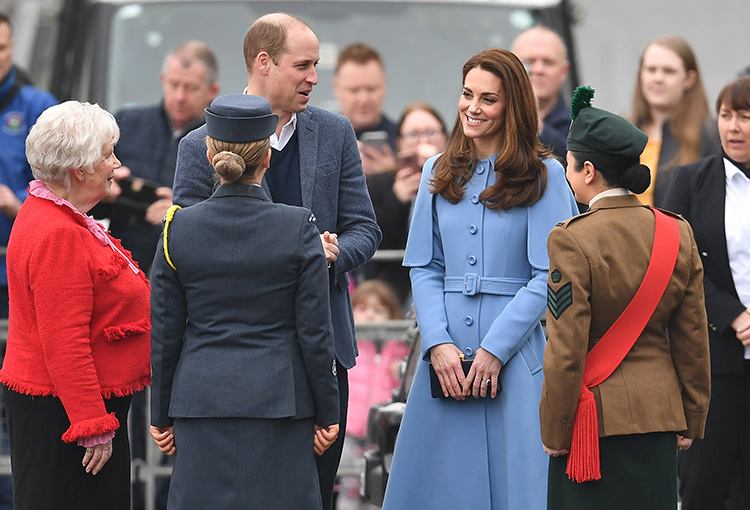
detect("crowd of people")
[1,5,750,510]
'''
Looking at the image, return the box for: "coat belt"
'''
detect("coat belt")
[443,274,526,296]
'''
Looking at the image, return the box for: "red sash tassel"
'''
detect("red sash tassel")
[566,386,600,482]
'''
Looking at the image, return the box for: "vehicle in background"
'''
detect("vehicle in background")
[16,0,579,127]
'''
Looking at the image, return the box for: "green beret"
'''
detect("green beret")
[566,86,648,159]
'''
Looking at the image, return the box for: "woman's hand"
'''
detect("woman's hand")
[314,424,340,456]
[392,166,422,204]
[731,309,750,346]
[429,343,469,400]
[463,347,502,399]
[82,440,113,475]
[543,445,570,457]
[677,435,693,451]
[150,425,176,455]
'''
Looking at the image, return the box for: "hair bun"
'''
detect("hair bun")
[212,150,246,182]
[619,163,651,194]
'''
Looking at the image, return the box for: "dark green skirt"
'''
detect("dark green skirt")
[547,432,677,510]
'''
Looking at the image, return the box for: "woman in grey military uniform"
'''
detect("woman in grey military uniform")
[149,94,340,509]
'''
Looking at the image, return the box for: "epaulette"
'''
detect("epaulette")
[553,209,595,229]
[650,206,687,223]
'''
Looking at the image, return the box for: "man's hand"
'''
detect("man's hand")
[146,187,174,225]
[0,184,22,219]
[320,231,339,264]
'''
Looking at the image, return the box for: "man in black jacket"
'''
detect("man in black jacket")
[96,41,219,272]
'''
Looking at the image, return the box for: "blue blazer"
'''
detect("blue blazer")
[151,184,339,427]
[173,106,382,368]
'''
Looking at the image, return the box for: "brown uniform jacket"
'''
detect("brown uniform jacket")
[540,194,711,450]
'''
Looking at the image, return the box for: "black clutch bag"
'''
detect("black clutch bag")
[428,358,503,398]
[428,359,472,399]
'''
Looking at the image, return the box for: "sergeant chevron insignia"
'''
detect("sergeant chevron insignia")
[547,282,572,320]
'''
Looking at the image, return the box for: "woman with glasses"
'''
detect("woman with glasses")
[365,102,449,307]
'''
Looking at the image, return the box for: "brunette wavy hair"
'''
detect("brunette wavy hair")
[430,48,550,210]
[630,35,711,168]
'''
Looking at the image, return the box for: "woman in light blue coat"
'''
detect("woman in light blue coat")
[382,49,578,510]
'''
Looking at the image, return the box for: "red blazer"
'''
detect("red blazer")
[1,194,151,442]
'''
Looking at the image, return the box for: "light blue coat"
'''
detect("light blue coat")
[382,155,578,510]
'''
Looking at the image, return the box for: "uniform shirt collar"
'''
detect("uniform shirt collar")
[589,187,631,207]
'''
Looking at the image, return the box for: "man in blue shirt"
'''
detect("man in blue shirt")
[0,11,57,318]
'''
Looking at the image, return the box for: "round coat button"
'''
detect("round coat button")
[464,346,474,357]
[471,194,479,204]
[464,316,474,326]
[468,255,476,265]
[468,225,477,234]
[476,164,485,175]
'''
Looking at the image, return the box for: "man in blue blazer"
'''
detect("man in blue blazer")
[172,13,381,509]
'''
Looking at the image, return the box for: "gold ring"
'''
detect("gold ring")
[86,448,93,453]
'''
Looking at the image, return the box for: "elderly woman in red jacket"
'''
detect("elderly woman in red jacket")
[0,101,151,510]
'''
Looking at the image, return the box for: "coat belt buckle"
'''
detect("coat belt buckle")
[463,273,479,296]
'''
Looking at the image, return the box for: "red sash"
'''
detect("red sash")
[566,208,680,483]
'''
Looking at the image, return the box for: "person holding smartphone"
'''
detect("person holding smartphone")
[365,102,449,308]
[333,43,398,176]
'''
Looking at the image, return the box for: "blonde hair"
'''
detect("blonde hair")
[631,36,711,168]
[206,136,270,182]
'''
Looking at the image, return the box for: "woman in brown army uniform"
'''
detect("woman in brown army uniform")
[540,87,711,509]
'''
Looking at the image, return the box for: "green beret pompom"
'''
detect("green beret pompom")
[567,85,648,159]
[570,86,595,120]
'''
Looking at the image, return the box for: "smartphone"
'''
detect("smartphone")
[397,152,418,169]
[359,130,390,151]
